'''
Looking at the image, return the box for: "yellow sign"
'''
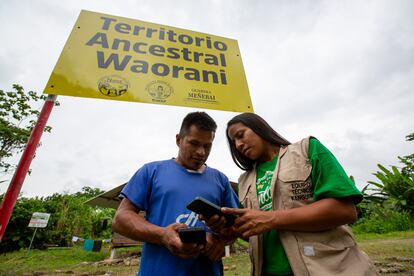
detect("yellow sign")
[44,10,253,112]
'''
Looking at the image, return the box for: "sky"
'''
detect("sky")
[0,0,413,197]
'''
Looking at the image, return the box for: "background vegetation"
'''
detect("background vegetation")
[353,132,414,234]
[0,186,115,253]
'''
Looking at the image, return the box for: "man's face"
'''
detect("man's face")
[176,125,215,170]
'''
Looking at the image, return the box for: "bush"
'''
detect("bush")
[353,203,414,234]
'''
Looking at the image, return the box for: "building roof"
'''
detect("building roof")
[84,183,126,209]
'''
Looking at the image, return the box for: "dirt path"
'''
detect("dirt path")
[360,238,414,275]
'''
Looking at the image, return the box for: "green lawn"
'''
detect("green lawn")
[0,246,109,274]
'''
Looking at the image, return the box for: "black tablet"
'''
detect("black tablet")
[186,196,237,227]
[178,227,206,244]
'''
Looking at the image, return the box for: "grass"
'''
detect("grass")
[0,246,109,274]
[355,230,414,242]
[1,232,413,275]
[223,252,250,276]
[0,245,139,275]
[357,231,414,270]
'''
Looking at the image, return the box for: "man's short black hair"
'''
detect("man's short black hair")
[179,112,217,137]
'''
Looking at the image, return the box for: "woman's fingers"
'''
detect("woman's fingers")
[226,209,275,239]
[221,207,247,215]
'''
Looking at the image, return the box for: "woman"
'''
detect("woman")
[217,113,378,276]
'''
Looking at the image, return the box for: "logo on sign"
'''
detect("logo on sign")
[145,80,173,102]
[98,75,129,97]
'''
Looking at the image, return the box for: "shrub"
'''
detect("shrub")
[353,202,414,234]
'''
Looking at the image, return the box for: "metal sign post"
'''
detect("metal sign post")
[28,228,38,253]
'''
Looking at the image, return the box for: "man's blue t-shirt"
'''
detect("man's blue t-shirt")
[120,159,239,276]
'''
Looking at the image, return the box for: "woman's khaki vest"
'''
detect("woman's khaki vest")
[238,137,378,276]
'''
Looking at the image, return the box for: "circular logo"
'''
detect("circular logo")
[98,75,129,97]
[145,81,173,99]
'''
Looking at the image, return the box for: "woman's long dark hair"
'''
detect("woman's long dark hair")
[226,113,291,171]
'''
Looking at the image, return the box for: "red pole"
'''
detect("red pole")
[0,94,57,241]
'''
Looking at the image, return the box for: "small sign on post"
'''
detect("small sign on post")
[28,212,50,252]
[28,212,50,228]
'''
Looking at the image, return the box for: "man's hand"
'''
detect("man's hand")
[221,207,275,239]
[200,213,237,243]
[161,223,204,259]
[200,214,226,233]
[201,234,225,261]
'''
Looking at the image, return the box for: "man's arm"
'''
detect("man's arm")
[112,198,165,244]
[112,198,202,258]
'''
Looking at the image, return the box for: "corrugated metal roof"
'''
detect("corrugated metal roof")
[84,183,126,209]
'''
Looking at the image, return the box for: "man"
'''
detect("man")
[112,111,239,276]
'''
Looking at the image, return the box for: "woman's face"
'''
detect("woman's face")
[227,122,267,161]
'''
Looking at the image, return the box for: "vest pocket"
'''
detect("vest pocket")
[278,177,313,208]
[294,229,362,276]
[277,146,311,183]
[278,166,311,183]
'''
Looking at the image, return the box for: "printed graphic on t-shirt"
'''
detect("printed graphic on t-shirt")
[257,171,273,211]
[176,211,199,227]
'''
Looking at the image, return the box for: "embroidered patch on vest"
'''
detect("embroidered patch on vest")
[290,179,312,201]
[303,245,315,256]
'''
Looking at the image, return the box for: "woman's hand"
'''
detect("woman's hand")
[221,207,276,239]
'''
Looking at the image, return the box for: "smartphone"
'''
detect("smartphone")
[186,196,237,227]
[178,227,206,244]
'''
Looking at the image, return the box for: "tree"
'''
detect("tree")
[399,133,414,175]
[0,84,58,173]
[363,133,414,214]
